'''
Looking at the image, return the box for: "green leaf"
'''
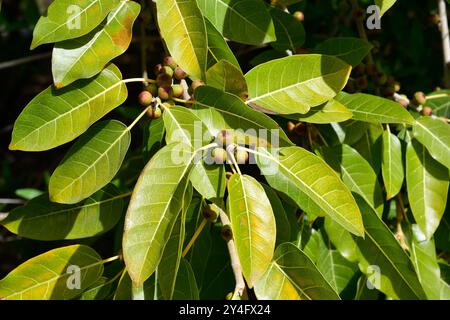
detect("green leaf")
[162,106,225,200]
[435,197,450,251]
[255,243,340,300]
[425,90,450,117]
[316,247,359,294]
[49,120,130,204]
[262,184,291,246]
[322,144,384,216]
[245,54,351,114]
[0,245,103,300]
[228,174,276,287]
[205,19,240,70]
[173,258,199,300]
[206,60,247,98]
[406,139,449,240]
[15,188,44,200]
[184,195,212,290]
[79,276,112,300]
[158,185,192,300]
[313,37,373,67]
[143,117,166,163]
[192,86,292,147]
[326,121,369,146]
[196,0,276,45]
[413,116,450,170]
[285,99,353,124]
[270,7,305,51]
[1,184,124,241]
[352,123,383,173]
[410,225,441,300]
[157,0,207,80]
[375,0,397,16]
[255,146,364,236]
[30,0,121,49]
[335,92,415,124]
[382,126,404,199]
[9,64,127,152]
[52,1,140,88]
[325,195,427,300]
[123,143,195,285]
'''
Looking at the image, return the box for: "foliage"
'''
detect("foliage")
[1,0,450,301]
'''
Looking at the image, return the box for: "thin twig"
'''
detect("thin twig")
[212,204,246,298]
[0,52,51,70]
[438,0,450,87]
[0,198,26,204]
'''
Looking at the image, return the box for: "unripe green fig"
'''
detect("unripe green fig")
[202,204,218,222]
[174,67,187,80]
[157,73,172,88]
[138,91,152,107]
[161,102,173,110]
[163,56,177,69]
[161,65,174,78]
[171,84,184,98]
[235,149,249,164]
[158,86,170,100]
[212,147,227,164]
[145,83,158,96]
[293,11,304,22]
[414,91,426,105]
[153,107,162,119]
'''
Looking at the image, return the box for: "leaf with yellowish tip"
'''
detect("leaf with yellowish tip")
[52,1,140,88]
[255,146,364,237]
[255,243,340,300]
[123,143,195,286]
[0,245,103,300]
[157,0,207,80]
[228,174,276,288]
[9,64,127,152]
[245,54,351,114]
[30,0,121,49]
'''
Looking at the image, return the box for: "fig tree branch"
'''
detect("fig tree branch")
[212,203,246,298]
[438,0,450,87]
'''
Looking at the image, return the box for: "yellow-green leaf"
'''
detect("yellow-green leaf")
[157,0,207,80]
[30,0,121,49]
[254,243,340,300]
[406,139,449,239]
[9,64,127,152]
[49,120,131,204]
[255,146,364,237]
[228,174,276,288]
[52,1,140,88]
[382,126,404,199]
[206,60,247,98]
[0,245,103,300]
[123,143,195,285]
[196,0,276,45]
[413,116,450,170]
[1,184,124,240]
[245,54,351,114]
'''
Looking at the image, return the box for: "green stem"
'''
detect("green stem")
[182,218,208,257]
